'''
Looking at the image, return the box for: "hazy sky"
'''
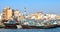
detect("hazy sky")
[0,0,60,14]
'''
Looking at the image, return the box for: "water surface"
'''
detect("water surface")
[0,27,60,32]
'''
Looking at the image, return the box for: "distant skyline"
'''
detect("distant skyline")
[0,0,60,15]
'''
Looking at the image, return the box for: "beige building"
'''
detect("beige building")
[27,12,44,20]
[14,10,21,21]
[14,10,20,17]
[2,6,13,20]
[0,13,2,21]
[55,15,60,19]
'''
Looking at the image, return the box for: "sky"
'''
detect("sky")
[0,0,60,15]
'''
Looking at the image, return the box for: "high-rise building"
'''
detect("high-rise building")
[2,6,13,20]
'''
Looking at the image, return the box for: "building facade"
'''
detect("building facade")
[2,6,13,20]
[14,10,20,17]
[0,13,2,21]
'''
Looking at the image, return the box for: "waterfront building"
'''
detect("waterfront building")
[45,14,56,20]
[14,10,25,21]
[27,12,44,20]
[55,15,60,19]
[2,6,13,20]
[14,10,20,17]
[0,13,2,21]
[27,12,57,20]
[18,15,25,21]
[14,10,20,21]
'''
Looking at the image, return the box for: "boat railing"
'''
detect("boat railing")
[19,18,60,26]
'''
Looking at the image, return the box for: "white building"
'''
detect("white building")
[14,10,20,17]
[45,14,57,20]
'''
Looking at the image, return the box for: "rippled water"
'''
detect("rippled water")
[0,27,60,32]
